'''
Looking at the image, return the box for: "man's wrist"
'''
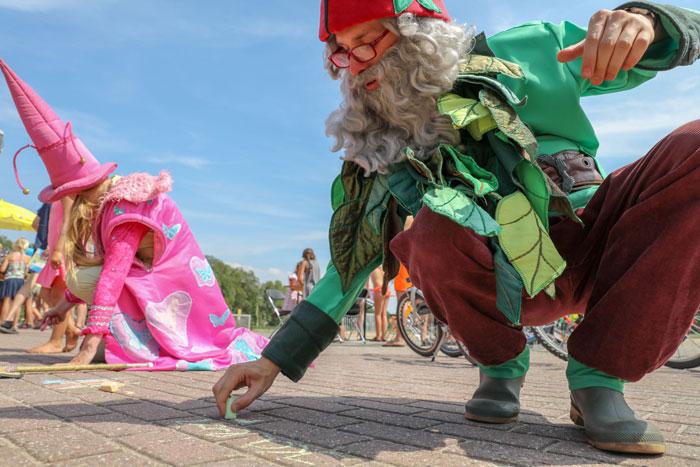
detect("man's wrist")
[623,7,657,27]
[259,357,281,375]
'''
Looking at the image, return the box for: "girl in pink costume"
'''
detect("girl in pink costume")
[1,59,268,370]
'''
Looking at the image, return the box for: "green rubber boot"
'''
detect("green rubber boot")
[464,372,523,424]
[570,387,665,455]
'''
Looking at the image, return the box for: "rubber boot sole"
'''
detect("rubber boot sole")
[570,405,665,455]
[464,411,518,424]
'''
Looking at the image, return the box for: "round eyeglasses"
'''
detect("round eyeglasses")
[329,30,391,69]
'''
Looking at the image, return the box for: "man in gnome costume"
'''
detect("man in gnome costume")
[214,0,700,455]
[0,60,268,371]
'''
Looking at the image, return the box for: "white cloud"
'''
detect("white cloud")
[147,153,210,169]
[589,95,700,138]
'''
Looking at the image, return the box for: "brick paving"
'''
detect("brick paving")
[0,329,698,466]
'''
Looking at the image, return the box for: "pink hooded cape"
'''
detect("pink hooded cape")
[96,172,268,371]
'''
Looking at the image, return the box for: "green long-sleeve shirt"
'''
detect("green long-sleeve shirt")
[263,2,700,382]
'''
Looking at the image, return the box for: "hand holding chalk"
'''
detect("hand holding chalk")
[212,357,281,417]
[225,395,237,420]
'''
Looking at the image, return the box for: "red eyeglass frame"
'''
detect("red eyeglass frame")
[329,30,391,68]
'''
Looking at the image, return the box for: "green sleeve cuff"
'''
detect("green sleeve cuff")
[566,356,626,393]
[478,346,530,379]
[615,1,700,70]
[261,301,338,382]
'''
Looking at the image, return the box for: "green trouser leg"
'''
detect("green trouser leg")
[465,347,529,424]
[566,357,664,455]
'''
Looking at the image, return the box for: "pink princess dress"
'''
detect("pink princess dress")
[66,172,268,371]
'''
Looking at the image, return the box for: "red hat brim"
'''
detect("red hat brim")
[38,162,118,203]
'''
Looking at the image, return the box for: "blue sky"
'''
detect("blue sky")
[0,0,698,283]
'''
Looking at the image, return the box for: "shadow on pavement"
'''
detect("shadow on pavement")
[0,393,655,465]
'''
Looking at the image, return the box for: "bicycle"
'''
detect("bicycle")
[532,310,700,369]
[396,287,477,364]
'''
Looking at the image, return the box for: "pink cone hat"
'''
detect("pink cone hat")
[0,60,117,203]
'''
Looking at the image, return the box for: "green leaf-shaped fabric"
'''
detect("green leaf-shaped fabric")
[440,144,498,197]
[485,132,550,229]
[330,163,384,292]
[388,163,423,216]
[393,0,413,14]
[404,147,437,184]
[437,93,497,140]
[457,74,526,108]
[480,89,538,160]
[492,240,524,325]
[365,174,391,234]
[514,160,550,229]
[459,55,524,79]
[416,0,442,14]
[330,198,384,292]
[423,186,500,237]
[496,192,566,297]
[331,175,345,211]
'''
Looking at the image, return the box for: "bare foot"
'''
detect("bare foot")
[63,327,81,353]
[27,341,65,354]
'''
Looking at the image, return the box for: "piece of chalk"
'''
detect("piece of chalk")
[99,381,124,393]
[225,395,237,420]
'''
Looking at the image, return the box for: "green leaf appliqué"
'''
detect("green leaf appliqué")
[496,192,565,298]
[423,186,500,237]
[459,55,524,79]
[437,93,491,129]
[394,0,442,15]
[416,0,442,13]
[492,240,524,325]
[393,0,413,14]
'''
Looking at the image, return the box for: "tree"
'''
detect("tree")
[0,234,13,250]
[206,256,285,327]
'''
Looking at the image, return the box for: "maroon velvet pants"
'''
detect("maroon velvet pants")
[391,121,700,382]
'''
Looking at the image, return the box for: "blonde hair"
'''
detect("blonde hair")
[64,190,105,272]
[12,237,29,252]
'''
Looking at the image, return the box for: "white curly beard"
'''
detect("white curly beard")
[325,15,473,174]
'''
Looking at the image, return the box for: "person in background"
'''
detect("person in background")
[281,273,302,313]
[296,248,320,298]
[0,237,30,333]
[1,246,43,331]
[369,266,390,341]
[383,263,410,347]
[384,217,414,347]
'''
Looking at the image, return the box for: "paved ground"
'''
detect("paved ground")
[0,330,698,466]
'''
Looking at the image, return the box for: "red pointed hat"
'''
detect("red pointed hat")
[319,0,450,41]
[0,60,117,203]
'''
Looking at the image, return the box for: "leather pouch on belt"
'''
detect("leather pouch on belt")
[537,150,603,194]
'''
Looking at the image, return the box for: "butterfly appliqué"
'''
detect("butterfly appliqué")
[190,256,216,287]
[209,309,231,328]
[113,206,125,216]
[162,223,181,240]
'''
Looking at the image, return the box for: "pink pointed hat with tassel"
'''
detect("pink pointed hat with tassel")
[0,60,117,203]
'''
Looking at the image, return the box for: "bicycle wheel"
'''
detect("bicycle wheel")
[396,293,443,357]
[440,333,464,358]
[665,310,700,369]
[533,314,582,361]
[454,338,479,365]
